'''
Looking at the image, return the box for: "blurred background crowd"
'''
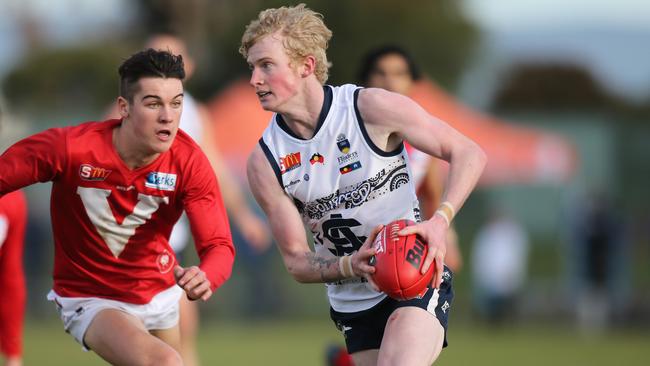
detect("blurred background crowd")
[1,0,649,363]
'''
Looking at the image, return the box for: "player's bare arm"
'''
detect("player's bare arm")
[247,146,378,283]
[358,88,487,287]
[199,105,271,252]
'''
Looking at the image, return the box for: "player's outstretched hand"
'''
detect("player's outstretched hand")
[398,217,447,289]
[174,265,213,301]
[352,224,384,291]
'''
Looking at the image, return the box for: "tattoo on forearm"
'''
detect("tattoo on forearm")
[306,253,339,282]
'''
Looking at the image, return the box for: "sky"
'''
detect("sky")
[462,0,650,32]
[0,0,133,78]
[460,0,650,103]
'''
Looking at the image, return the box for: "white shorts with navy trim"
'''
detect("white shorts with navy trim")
[47,285,183,350]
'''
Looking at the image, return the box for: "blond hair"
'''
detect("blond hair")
[239,3,332,84]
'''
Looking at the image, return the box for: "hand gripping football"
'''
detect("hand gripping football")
[371,219,434,300]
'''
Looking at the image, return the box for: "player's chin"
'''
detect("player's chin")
[259,101,275,111]
[150,139,174,153]
[258,97,279,112]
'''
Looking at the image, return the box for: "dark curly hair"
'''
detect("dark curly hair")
[118,48,185,102]
[358,45,421,86]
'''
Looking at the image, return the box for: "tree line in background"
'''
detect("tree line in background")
[3,0,477,119]
[4,0,649,125]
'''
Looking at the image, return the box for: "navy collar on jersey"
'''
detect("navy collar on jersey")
[275,85,333,140]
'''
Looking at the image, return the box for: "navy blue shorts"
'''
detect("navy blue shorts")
[330,266,454,354]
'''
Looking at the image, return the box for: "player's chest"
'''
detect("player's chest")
[62,155,182,211]
[279,131,369,201]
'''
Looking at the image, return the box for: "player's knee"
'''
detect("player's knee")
[385,308,404,325]
[379,351,434,366]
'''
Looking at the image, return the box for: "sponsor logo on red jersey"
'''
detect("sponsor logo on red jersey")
[280,152,301,174]
[157,249,174,273]
[79,164,112,181]
[145,172,177,191]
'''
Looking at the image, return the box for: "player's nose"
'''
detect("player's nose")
[158,105,175,123]
[250,67,264,86]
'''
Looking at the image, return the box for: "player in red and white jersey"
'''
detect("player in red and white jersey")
[0,49,234,365]
[0,190,27,366]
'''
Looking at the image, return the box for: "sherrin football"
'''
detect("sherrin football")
[371,219,434,300]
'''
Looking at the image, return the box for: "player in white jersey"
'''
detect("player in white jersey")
[241,4,486,366]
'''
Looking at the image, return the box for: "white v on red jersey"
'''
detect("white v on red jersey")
[0,119,235,304]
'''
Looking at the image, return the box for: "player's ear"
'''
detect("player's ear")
[300,55,317,78]
[117,96,129,118]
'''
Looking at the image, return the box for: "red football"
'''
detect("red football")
[371,219,434,300]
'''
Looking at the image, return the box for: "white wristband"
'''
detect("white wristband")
[441,201,456,218]
[435,201,455,227]
[435,209,451,226]
[338,255,354,278]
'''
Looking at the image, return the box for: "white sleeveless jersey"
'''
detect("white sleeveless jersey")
[260,84,421,312]
[169,92,203,253]
[179,93,202,142]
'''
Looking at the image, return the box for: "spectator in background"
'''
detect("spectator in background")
[569,189,626,331]
[471,205,530,324]
[107,34,271,366]
[0,100,28,366]
[359,45,462,272]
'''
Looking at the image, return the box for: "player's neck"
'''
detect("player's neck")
[112,124,159,170]
[278,81,324,139]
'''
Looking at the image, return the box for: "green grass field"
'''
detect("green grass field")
[22,318,650,365]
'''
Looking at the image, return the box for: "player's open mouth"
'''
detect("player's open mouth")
[257,91,272,99]
[156,129,172,141]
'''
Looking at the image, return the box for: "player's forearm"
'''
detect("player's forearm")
[201,123,251,218]
[197,240,235,291]
[214,164,248,213]
[440,140,486,214]
[228,201,259,231]
[284,251,344,283]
